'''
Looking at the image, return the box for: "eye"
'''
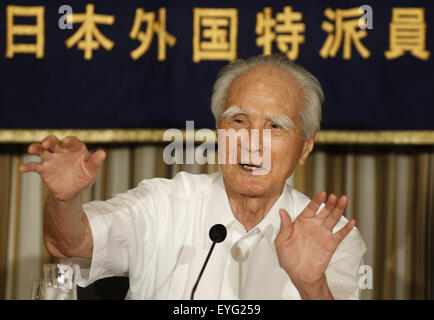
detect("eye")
[271,123,281,129]
[230,115,248,127]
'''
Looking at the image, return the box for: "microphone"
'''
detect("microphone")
[190,224,227,300]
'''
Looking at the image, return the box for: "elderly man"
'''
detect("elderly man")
[20,54,366,300]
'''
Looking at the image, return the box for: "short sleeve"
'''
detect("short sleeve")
[70,183,160,288]
[325,224,367,300]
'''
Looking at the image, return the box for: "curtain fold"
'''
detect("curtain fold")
[0,151,12,300]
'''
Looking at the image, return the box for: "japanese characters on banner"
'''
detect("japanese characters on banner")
[0,0,433,130]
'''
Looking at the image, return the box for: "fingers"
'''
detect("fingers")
[21,135,61,173]
[27,136,84,157]
[316,193,338,220]
[19,161,43,173]
[333,219,356,243]
[41,135,62,153]
[322,195,348,230]
[28,143,52,161]
[39,135,85,153]
[301,191,326,218]
[275,209,293,245]
[62,136,85,152]
[26,135,61,160]
[87,150,106,170]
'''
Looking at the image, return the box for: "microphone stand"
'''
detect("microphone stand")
[190,241,216,300]
[190,224,226,300]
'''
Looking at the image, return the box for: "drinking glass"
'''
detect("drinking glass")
[42,263,79,300]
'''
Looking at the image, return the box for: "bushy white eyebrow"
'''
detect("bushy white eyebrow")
[220,105,295,131]
[220,106,246,120]
[268,114,295,131]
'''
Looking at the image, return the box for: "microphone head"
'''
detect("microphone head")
[209,224,227,243]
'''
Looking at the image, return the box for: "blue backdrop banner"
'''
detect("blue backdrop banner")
[0,0,433,130]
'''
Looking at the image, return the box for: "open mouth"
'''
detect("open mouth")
[239,163,262,170]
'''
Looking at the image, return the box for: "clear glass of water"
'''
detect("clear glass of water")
[42,263,79,300]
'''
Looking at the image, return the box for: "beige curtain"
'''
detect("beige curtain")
[1,143,433,300]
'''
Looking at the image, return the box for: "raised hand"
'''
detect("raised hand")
[274,192,355,298]
[19,135,106,201]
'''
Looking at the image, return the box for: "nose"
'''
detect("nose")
[239,129,264,164]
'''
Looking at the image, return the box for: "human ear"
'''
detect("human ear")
[298,133,315,166]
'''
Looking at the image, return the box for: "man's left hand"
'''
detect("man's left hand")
[275,192,355,299]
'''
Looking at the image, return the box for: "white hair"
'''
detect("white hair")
[210,54,324,140]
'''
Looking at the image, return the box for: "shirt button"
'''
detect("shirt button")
[235,224,244,232]
[232,246,241,259]
[231,244,249,262]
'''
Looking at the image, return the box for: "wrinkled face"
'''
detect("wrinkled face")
[218,64,315,198]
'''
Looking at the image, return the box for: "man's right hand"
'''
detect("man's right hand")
[19,135,106,201]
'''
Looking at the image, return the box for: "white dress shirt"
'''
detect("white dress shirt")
[73,171,366,300]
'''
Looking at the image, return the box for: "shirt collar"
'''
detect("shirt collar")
[203,172,236,248]
[204,172,294,248]
[249,181,294,245]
